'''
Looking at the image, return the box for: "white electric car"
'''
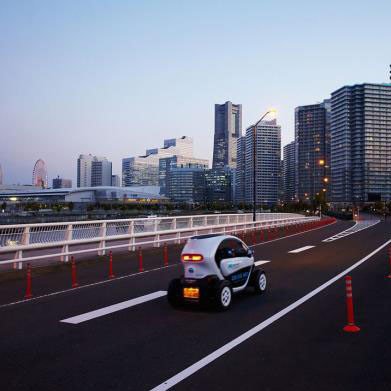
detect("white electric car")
[167,234,267,310]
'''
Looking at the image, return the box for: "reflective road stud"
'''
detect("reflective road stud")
[343,276,360,333]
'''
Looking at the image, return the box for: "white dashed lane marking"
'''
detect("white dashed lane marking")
[60,291,167,324]
[288,245,315,254]
[254,260,271,266]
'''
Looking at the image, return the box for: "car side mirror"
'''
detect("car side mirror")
[247,249,254,258]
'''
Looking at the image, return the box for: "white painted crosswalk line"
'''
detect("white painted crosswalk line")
[60,291,167,324]
[288,245,315,254]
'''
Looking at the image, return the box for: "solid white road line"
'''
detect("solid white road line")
[60,291,167,324]
[150,238,391,391]
[288,245,315,254]
[254,260,271,266]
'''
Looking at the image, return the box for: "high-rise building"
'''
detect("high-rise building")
[91,158,112,187]
[77,154,94,187]
[295,100,330,202]
[205,168,232,203]
[212,101,242,169]
[330,83,391,203]
[122,156,159,187]
[159,156,209,196]
[163,137,193,158]
[111,175,120,187]
[0,164,3,185]
[53,176,72,189]
[122,136,195,187]
[243,119,281,206]
[32,159,48,188]
[283,141,296,202]
[234,136,246,204]
[167,167,206,204]
[77,155,112,187]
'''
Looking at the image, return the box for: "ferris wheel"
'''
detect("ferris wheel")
[32,159,48,188]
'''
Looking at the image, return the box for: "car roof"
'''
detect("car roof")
[190,233,225,240]
[184,234,245,258]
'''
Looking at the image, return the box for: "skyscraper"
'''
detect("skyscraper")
[91,158,112,187]
[244,119,281,206]
[122,137,195,187]
[77,155,112,187]
[159,156,208,196]
[330,83,391,203]
[283,141,296,202]
[235,136,246,204]
[77,154,94,187]
[295,100,330,202]
[32,159,48,188]
[0,164,3,185]
[212,101,242,169]
[167,167,206,203]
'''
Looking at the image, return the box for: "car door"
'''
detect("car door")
[218,239,253,285]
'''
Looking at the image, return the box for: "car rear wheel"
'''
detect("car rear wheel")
[215,281,233,310]
[167,278,183,308]
[252,270,267,294]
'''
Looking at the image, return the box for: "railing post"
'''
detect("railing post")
[61,224,72,263]
[14,250,23,270]
[172,217,177,230]
[14,226,30,269]
[128,221,135,251]
[154,219,160,248]
[98,222,107,256]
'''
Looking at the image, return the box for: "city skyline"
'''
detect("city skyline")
[1,1,390,184]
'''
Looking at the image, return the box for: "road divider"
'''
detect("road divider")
[71,256,79,288]
[24,263,33,299]
[388,247,391,279]
[138,247,144,272]
[60,291,167,324]
[343,276,360,333]
[164,243,168,267]
[108,251,115,279]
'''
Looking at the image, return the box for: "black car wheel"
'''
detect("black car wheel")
[215,281,233,311]
[252,270,267,294]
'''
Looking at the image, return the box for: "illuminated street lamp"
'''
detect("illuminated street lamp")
[252,108,277,222]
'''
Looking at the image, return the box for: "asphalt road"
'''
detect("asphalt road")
[1,218,390,391]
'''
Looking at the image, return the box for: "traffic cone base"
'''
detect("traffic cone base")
[343,324,360,333]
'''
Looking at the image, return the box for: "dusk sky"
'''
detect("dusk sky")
[1,0,390,185]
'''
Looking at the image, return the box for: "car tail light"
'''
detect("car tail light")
[182,254,204,262]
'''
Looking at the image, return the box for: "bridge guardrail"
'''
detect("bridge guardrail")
[0,213,319,267]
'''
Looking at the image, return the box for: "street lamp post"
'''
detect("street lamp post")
[252,109,277,222]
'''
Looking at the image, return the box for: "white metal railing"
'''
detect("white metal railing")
[0,213,319,267]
